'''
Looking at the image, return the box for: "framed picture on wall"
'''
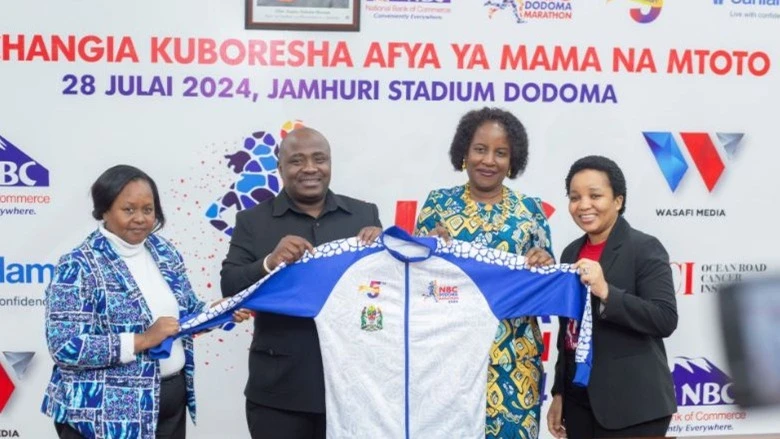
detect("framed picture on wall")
[245,0,360,31]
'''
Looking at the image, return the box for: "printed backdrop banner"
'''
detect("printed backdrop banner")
[1,1,779,437]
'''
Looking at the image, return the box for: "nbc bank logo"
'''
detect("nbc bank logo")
[642,131,744,193]
[0,134,49,187]
[610,0,663,23]
[672,356,734,406]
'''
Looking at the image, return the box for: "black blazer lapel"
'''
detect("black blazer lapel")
[562,235,588,264]
[588,217,626,321]
[599,216,630,277]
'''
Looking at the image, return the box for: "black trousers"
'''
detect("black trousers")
[55,372,187,439]
[563,394,672,439]
[246,399,325,439]
[54,422,83,439]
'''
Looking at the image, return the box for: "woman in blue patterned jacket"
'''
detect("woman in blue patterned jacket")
[41,165,249,439]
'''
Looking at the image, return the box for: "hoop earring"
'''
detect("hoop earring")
[462,158,467,171]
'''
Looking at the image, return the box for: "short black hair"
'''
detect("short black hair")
[565,155,627,215]
[91,165,166,230]
[449,107,529,179]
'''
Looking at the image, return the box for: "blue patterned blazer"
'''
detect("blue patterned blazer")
[41,230,207,439]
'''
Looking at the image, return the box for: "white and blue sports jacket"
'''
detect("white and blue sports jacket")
[154,226,593,438]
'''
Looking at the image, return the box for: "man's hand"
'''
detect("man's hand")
[211,298,253,323]
[266,235,315,272]
[232,309,253,322]
[357,226,382,245]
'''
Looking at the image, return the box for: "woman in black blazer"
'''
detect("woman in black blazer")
[546,156,678,438]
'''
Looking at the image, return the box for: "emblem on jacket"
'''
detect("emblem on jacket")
[423,280,460,303]
[360,305,383,331]
[358,280,383,299]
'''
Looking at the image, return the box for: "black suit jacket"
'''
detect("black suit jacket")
[220,189,381,413]
[552,216,678,429]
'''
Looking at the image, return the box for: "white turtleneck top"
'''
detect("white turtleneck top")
[99,225,185,377]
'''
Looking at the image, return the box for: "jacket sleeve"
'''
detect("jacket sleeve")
[413,191,439,237]
[551,317,566,396]
[220,210,266,297]
[45,252,122,370]
[527,196,554,259]
[171,246,207,316]
[551,243,575,396]
[600,236,678,338]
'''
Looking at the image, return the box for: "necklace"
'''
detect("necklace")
[462,184,512,232]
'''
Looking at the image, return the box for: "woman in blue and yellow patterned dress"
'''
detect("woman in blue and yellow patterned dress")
[415,107,554,439]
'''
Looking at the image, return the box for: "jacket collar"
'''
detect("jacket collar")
[271,189,351,217]
[89,228,173,270]
[597,216,629,276]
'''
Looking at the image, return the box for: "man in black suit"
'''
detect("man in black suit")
[220,127,382,439]
[547,155,677,438]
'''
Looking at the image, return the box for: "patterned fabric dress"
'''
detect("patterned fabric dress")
[415,185,553,439]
